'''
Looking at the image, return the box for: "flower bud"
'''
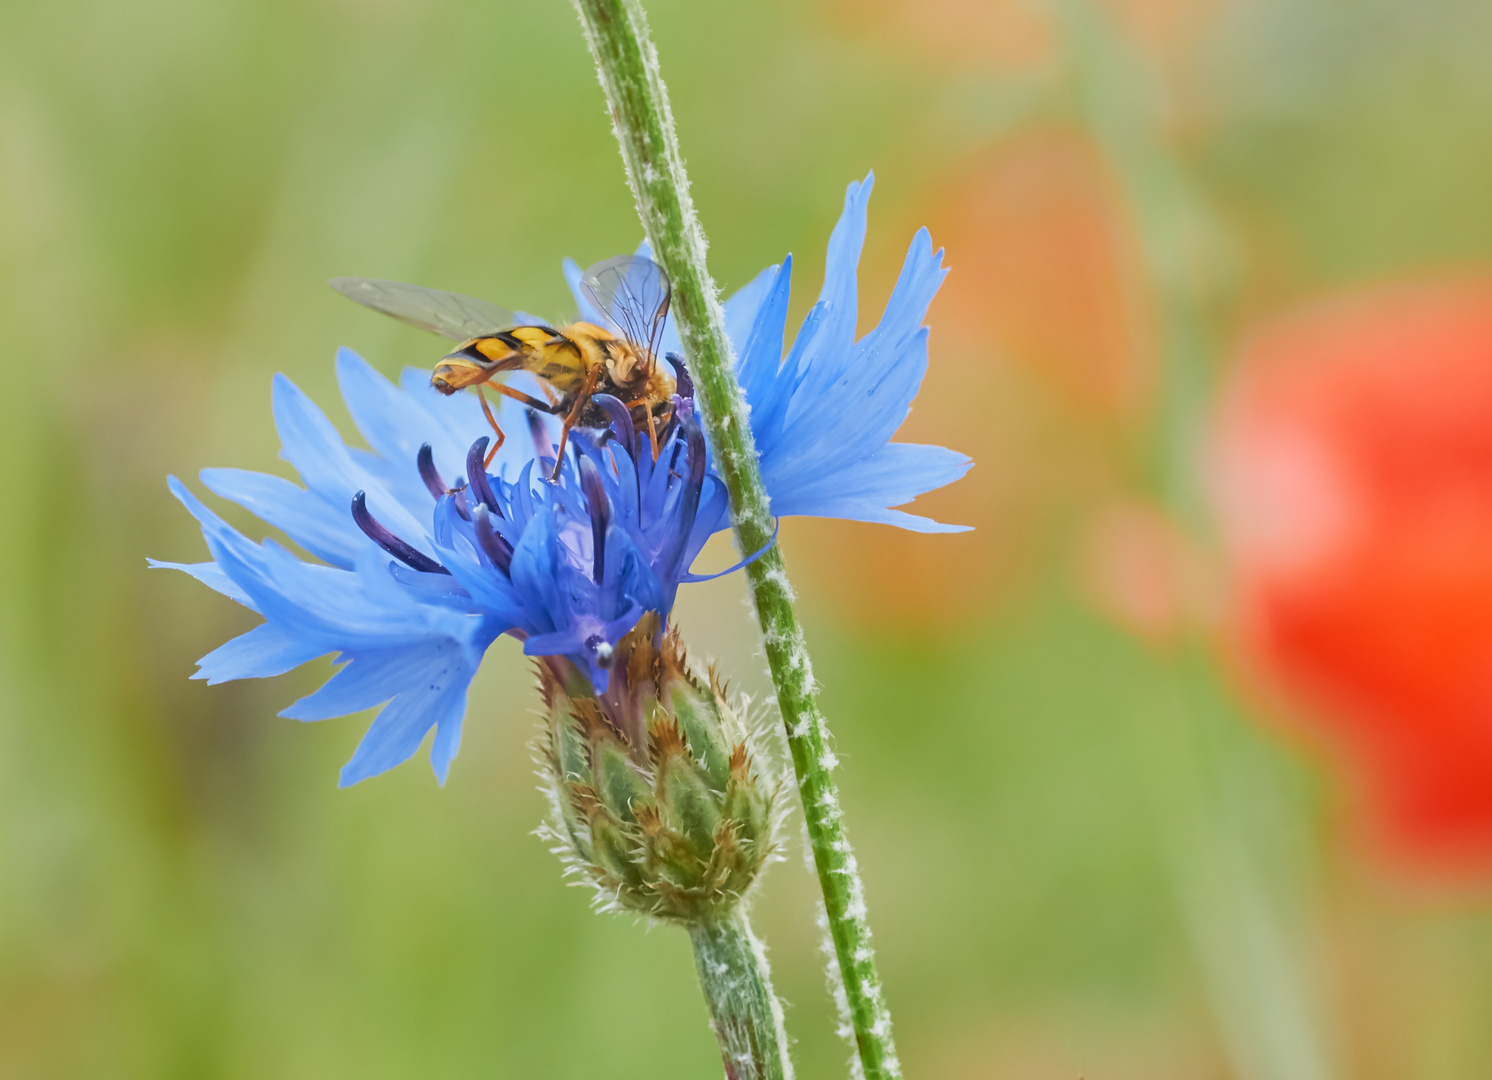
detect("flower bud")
[538,613,777,923]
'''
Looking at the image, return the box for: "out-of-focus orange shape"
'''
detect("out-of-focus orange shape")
[824,0,1051,71]
[824,0,1218,73]
[1213,278,1492,872]
[1081,499,1215,645]
[934,132,1152,416]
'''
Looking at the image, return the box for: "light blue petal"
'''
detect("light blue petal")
[396,365,484,475]
[773,443,973,532]
[200,467,361,568]
[272,374,430,547]
[507,509,563,633]
[195,622,330,684]
[767,327,931,489]
[736,258,795,448]
[819,173,874,320]
[282,639,460,720]
[336,348,429,467]
[786,173,873,385]
[272,373,364,502]
[394,365,537,481]
[793,502,971,534]
[521,627,582,657]
[723,263,780,357]
[148,558,257,610]
[732,179,970,533]
[336,637,477,786]
[172,476,450,657]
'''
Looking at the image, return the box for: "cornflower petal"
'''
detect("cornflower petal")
[336,641,477,786]
[734,173,972,532]
[734,259,796,447]
[197,623,324,685]
[723,263,782,357]
[147,558,255,610]
[199,467,363,568]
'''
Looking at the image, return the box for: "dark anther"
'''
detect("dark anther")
[527,409,554,467]
[417,443,445,501]
[684,414,708,489]
[658,415,707,577]
[351,491,450,575]
[666,352,693,402]
[465,438,501,515]
[470,504,513,574]
[592,393,637,462]
[578,456,610,586]
[450,483,472,522]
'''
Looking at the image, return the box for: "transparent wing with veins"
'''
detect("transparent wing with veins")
[578,255,672,367]
[329,277,517,341]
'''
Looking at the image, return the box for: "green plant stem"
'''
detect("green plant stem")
[569,0,900,1076]
[689,912,794,1080]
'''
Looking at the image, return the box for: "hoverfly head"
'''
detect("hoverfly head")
[604,337,649,391]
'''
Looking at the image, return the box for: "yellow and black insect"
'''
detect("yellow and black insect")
[331,255,677,477]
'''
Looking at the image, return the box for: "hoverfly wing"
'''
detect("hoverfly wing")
[329,277,517,342]
[578,255,671,363]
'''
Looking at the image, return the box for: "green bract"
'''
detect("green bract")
[538,614,777,923]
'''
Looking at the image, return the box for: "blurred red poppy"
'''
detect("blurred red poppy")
[1213,278,1492,872]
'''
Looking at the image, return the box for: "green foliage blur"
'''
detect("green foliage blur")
[4,0,1492,1076]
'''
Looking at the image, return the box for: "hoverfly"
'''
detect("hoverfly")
[331,255,677,478]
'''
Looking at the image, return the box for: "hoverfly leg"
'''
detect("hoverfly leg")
[489,383,564,414]
[549,366,602,483]
[477,382,569,468]
[475,387,506,467]
[620,395,663,461]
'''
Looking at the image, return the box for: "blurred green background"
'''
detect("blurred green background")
[4,0,1492,1076]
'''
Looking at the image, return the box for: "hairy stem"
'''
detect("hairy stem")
[569,0,901,1075]
[689,912,794,1080]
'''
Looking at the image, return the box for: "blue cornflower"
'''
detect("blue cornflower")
[158,173,969,785]
[156,360,724,784]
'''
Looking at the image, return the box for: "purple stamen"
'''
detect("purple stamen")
[592,393,637,463]
[351,491,449,575]
[465,438,501,515]
[527,409,555,470]
[417,443,445,500]
[666,352,693,403]
[578,455,610,586]
[659,415,707,576]
[470,504,513,574]
[450,483,473,522]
